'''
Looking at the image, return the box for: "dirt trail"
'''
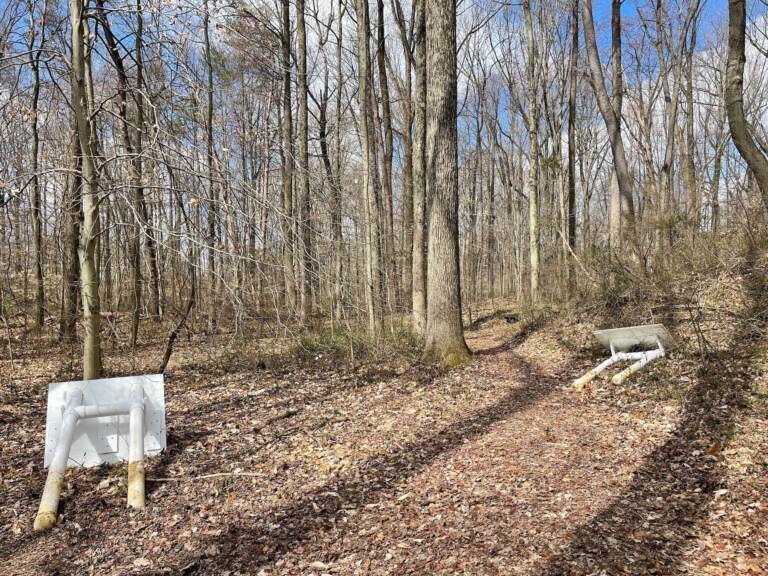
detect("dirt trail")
[1,320,765,575]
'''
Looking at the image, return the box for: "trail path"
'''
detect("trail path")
[1,320,765,575]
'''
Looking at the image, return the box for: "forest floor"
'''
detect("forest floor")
[2,283,768,574]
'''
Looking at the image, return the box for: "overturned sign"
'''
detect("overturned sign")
[34,374,166,531]
[573,324,672,389]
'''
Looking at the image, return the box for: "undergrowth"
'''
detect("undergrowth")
[221,318,423,374]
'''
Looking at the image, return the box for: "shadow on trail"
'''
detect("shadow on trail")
[473,316,547,357]
[540,259,765,575]
[191,347,565,573]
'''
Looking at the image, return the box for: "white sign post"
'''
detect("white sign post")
[573,324,672,389]
[34,374,166,531]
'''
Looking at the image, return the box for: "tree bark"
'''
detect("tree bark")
[392,0,414,309]
[377,0,397,310]
[334,0,344,322]
[203,0,218,330]
[423,0,471,367]
[356,0,383,335]
[566,0,578,294]
[281,0,297,313]
[69,0,102,379]
[297,0,312,322]
[582,0,636,250]
[725,0,768,207]
[28,0,46,330]
[683,21,698,228]
[523,0,540,303]
[60,124,82,342]
[135,0,160,321]
[411,0,427,335]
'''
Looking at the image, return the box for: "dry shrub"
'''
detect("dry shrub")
[220,318,422,374]
[576,230,767,357]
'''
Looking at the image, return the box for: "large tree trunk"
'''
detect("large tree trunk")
[411,0,427,335]
[725,0,768,207]
[423,0,471,368]
[69,0,102,379]
[485,106,497,300]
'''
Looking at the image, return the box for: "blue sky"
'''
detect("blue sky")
[592,0,729,48]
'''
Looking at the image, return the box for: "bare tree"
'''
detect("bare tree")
[523,0,540,302]
[726,0,768,205]
[356,0,383,335]
[423,0,471,367]
[582,0,635,250]
[412,0,427,336]
[26,0,46,329]
[69,0,101,378]
[281,0,297,313]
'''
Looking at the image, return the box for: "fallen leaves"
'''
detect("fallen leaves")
[2,319,767,575]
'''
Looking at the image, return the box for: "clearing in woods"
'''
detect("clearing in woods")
[1,315,766,575]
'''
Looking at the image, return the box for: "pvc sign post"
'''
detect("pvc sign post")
[573,324,672,389]
[34,374,165,530]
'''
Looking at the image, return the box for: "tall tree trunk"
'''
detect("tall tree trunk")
[683,21,698,229]
[411,0,427,335]
[136,0,160,321]
[203,0,218,331]
[377,0,397,310]
[710,109,726,233]
[98,0,156,343]
[356,0,383,335]
[485,113,496,300]
[333,0,344,322]
[392,0,414,307]
[423,0,471,367]
[281,0,297,313]
[69,0,102,379]
[297,0,312,322]
[582,0,636,251]
[60,125,82,342]
[566,0,578,294]
[725,0,768,207]
[523,0,540,303]
[318,24,343,323]
[654,0,700,249]
[28,0,46,330]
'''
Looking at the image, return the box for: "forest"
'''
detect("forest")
[1,0,768,574]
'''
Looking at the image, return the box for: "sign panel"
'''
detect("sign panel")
[594,324,672,352]
[44,374,166,468]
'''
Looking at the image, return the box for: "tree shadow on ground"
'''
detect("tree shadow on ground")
[473,315,548,357]
[149,357,441,496]
[540,257,765,575]
[189,349,564,573]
